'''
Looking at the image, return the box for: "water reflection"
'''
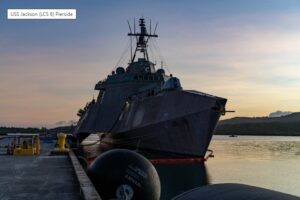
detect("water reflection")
[207,135,300,197]
[209,136,300,160]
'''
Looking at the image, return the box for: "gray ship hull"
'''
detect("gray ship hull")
[99,90,226,157]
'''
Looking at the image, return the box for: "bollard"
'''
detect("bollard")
[57,133,66,151]
[50,132,69,155]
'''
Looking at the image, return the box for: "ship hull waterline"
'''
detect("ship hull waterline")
[99,107,222,158]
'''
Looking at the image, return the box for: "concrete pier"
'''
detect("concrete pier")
[0,139,101,200]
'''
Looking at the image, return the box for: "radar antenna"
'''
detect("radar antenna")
[128,18,158,63]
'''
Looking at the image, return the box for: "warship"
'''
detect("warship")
[74,18,227,158]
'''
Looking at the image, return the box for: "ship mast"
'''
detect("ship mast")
[128,18,158,63]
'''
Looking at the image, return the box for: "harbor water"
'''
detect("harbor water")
[82,134,300,198]
[207,135,300,197]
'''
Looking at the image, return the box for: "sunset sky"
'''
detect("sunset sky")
[1,0,300,127]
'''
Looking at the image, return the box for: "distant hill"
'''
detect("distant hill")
[2,113,300,136]
[215,112,300,136]
[0,126,74,136]
[0,127,43,135]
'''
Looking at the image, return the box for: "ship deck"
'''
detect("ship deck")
[0,139,101,200]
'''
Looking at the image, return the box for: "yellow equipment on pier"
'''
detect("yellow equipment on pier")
[6,133,41,156]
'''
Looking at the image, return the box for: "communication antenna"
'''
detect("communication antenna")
[150,19,152,34]
[128,18,158,62]
[127,20,133,61]
[146,20,158,43]
[134,18,138,41]
[134,18,136,34]
[127,20,132,33]
[154,22,158,35]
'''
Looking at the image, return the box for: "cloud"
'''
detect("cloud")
[55,120,77,126]
[269,111,293,118]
